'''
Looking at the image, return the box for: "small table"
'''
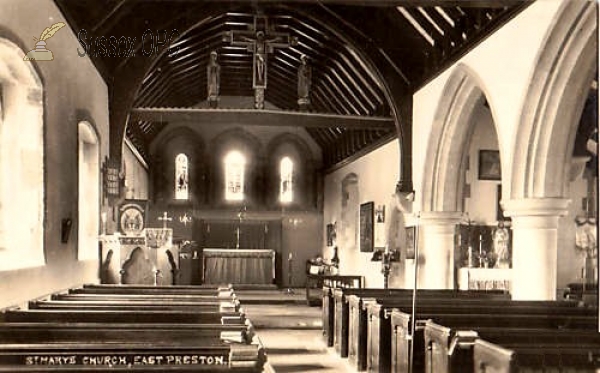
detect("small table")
[305,274,363,306]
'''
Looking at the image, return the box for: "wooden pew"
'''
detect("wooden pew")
[53,293,236,302]
[390,308,598,373]
[28,299,239,313]
[1,308,245,325]
[332,288,507,359]
[425,322,600,373]
[322,285,334,346]
[370,299,593,373]
[0,286,268,372]
[346,291,510,371]
[473,338,600,373]
[73,283,233,296]
[0,322,254,344]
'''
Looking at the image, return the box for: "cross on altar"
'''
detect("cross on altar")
[158,211,173,229]
[224,15,297,109]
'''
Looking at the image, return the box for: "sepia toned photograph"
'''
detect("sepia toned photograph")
[0,0,597,372]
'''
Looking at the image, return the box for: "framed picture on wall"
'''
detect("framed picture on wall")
[478,150,501,180]
[359,202,374,252]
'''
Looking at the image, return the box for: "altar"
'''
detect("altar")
[203,248,275,285]
[458,267,512,292]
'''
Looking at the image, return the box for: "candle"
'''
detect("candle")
[100,212,107,235]
[384,245,390,255]
[288,252,293,260]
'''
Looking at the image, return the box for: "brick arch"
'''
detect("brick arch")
[511,0,597,200]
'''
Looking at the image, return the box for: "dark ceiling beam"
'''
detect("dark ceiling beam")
[316,78,353,115]
[329,58,378,111]
[130,107,394,129]
[91,0,132,35]
[107,3,225,163]
[321,71,362,115]
[181,0,521,8]
[423,6,464,46]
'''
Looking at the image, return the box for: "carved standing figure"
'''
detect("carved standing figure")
[493,221,510,268]
[207,51,220,107]
[297,54,311,109]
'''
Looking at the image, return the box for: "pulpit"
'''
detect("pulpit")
[203,248,275,285]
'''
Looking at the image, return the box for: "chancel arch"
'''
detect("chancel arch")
[0,37,44,270]
[77,120,100,261]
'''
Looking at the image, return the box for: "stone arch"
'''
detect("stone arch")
[511,1,597,200]
[0,36,44,269]
[421,63,499,213]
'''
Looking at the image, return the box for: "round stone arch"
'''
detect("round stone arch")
[421,63,500,213]
[510,0,597,200]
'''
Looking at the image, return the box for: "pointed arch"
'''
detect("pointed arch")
[511,1,597,199]
[421,64,499,213]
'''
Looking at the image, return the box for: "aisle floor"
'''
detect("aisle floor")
[239,290,354,373]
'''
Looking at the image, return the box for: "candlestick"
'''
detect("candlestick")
[479,233,483,267]
[468,245,473,268]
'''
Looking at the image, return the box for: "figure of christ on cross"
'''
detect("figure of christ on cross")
[225,16,297,108]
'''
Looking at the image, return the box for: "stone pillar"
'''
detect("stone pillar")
[503,198,570,300]
[411,212,462,289]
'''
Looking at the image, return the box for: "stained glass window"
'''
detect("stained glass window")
[175,153,189,200]
[225,151,245,201]
[280,157,293,203]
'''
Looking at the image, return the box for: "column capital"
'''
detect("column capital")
[502,198,571,218]
[417,211,463,226]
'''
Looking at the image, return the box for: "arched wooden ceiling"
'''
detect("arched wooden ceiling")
[55,0,531,168]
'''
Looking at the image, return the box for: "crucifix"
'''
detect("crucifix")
[224,15,297,109]
[158,211,172,229]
